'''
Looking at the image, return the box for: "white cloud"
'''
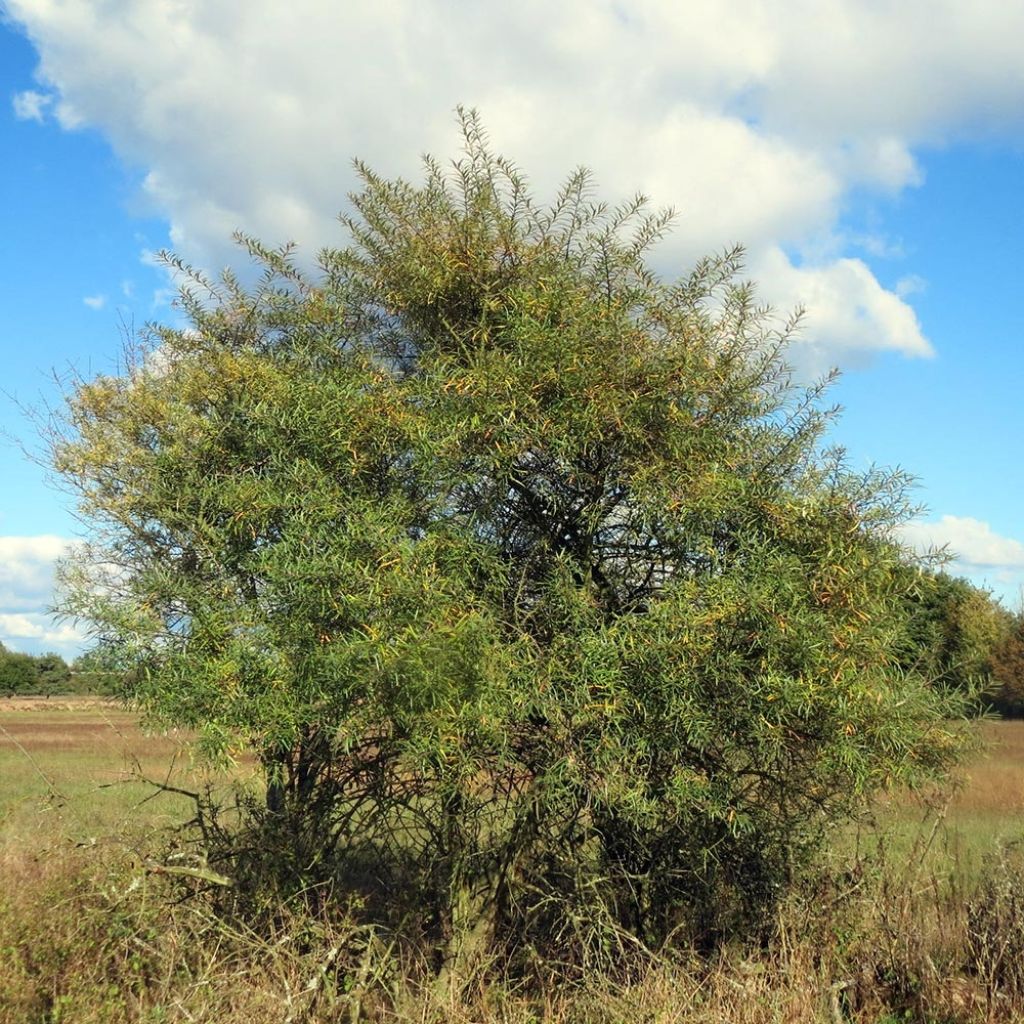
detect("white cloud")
[82,293,106,310]
[900,516,1024,569]
[12,88,51,122]
[895,274,928,299]
[848,233,906,262]
[7,1,1024,364]
[0,536,86,656]
[755,247,932,372]
[899,516,1024,607]
[150,287,174,311]
[0,612,85,648]
[0,535,71,611]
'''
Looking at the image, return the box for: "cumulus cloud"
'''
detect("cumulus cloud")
[901,516,1024,569]
[82,293,106,310]
[7,1,1024,366]
[0,612,85,648]
[899,516,1024,606]
[11,88,51,121]
[0,535,85,656]
[0,535,70,611]
[755,247,933,372]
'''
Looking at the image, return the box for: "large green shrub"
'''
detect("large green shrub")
[900,571,1011,695]
[0,644,71,696]
[0,644,40,696]
[990,610,1024,716]
[50,114,970,965]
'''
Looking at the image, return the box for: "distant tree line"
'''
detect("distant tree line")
[900,569,1024,716]
[0,642,120,698]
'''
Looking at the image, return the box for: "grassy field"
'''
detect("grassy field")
[0,699,207,852]
[2,703,1024,1023]
[859,718,1024,872]
[4,701,1021,867]
[946,718,1024,842]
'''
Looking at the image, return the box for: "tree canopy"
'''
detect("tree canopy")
[899,570,1013,700]
[51,113,972,965]
[990,608,1024,715]
[0,643,72,697]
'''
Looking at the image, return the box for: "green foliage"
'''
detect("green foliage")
[50,113,972,963]
[900,570,1014,708]
[70,646,129,697]
[990,611,1024,716]
[0,643,72,697]
[0,646,39,696]
[35,652,72,695]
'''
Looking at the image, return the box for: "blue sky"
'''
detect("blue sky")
[1,1,1022,656]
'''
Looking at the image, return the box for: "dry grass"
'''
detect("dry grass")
[852,719,1024,877]
[951,720,1024,816]
[0,702,204,853]
[3,708,1024,1023]
[0,696,120,711]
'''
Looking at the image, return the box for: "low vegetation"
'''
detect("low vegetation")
[3,703,1024,1022]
